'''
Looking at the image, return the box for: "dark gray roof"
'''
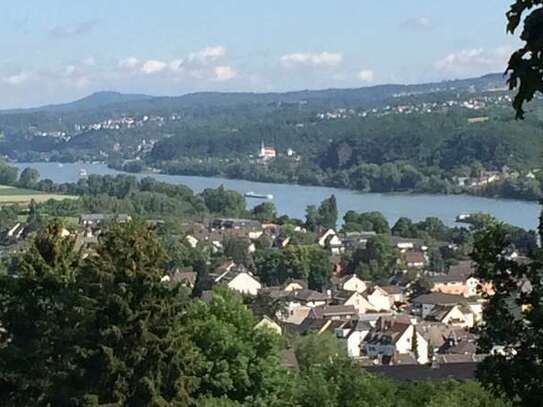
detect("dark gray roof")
[430,274,466,284]
[309,305,357,319]
[290,289,329,302]
[412,293,466,305]
[364,362,478,382]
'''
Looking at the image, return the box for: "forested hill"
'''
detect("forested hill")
[1,73,506,115]
[3,72,543,200]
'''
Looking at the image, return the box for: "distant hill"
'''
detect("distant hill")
[3,91,154,114]
[1,73,507,114]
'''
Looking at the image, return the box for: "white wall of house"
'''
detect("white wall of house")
[318,229,336,247]
[441,306,474,328]
[346,329,370,358]
[227,273,262,296]
[396,326,429,364]
[344,292,377,314]
[368,288,392,311]
[342,276,367,293]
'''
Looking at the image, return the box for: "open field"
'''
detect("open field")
[0,185,77,205]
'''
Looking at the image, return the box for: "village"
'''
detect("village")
[5,203,524,382]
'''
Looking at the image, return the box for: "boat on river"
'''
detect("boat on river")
[244,191,273,200]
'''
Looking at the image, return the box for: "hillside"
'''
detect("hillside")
[2,72,543,200]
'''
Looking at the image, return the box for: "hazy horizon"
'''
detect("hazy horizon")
[1,0,517,109]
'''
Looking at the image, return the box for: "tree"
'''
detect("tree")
[65,221,200,405]
[294,333,346,371]
[317,195,338,230]
[392,217,415,237]
[343,211,390,234]
[0,162,18,185]
[0,221,201,405]
[186,287,289,405]
[307,245,332,291]
[252,202,277,222]
[0,223,82,405]
[506,0,543,118]
[201,185,246,217]
[349,235,396,282]
[19,167,40,189]
[472,222,543,406]
[304,205,319,232]
[223,236,251,266]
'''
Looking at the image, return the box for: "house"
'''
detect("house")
[403,250,427,269]
[380,286,405,305]
[209,218,263,240]
[307,304,357,321]
[411,293,467,319]
[367,286,394,311]
[287,289,329,309]
[334,290,377,314]
[341,231,377,250]
[431,261,492,298]
[281,279,307,292]
[5,223,31,241]
[79,213,131,227]
[162,269,198,289]
[213,263,262,296]
[331,274,367,293]
[334,319,372,358]
[254,316,282,335]
[317,229,344,254]
[425,304,475,328]
[390,237,427,252]
[363,316,429,364]
[185,234,199,248]
[259,142,277,161]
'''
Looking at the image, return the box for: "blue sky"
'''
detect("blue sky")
[0,0,519,108]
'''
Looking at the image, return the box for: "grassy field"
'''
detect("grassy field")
[0,185,77,205]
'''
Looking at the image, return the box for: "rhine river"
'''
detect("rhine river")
[14,162,541,230]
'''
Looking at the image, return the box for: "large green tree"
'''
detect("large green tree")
[506,0,543,118]
[472,222,543,406]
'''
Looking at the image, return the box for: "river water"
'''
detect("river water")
[14,162,541,230]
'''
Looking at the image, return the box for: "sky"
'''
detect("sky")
[0,0,520,108]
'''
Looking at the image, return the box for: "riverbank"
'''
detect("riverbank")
[13,162,541,230]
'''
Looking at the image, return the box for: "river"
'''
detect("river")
[14,162,541,230]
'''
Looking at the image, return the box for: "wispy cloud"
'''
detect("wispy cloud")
[435,46,511,77]
[357,69,374,82]
[214,66,237,81]
[3,71,32,86]
[141,60,167,74]
[49,19,99,38]
[188,46,226,64]
[115,45,236,81]
[280,52,343,68]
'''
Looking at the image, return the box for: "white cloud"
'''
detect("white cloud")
[214,65,237,81]
[188,46,227,64]
[82,57,96,66]
[141,60,167,74]
[118,57,140,70]
[280,51,343,68]
[357,69,374,82]
[64,65,76,76]
[435,47,511,77]
[169,59,184,72]
[3,71,32,85]
[400,16,432,31]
